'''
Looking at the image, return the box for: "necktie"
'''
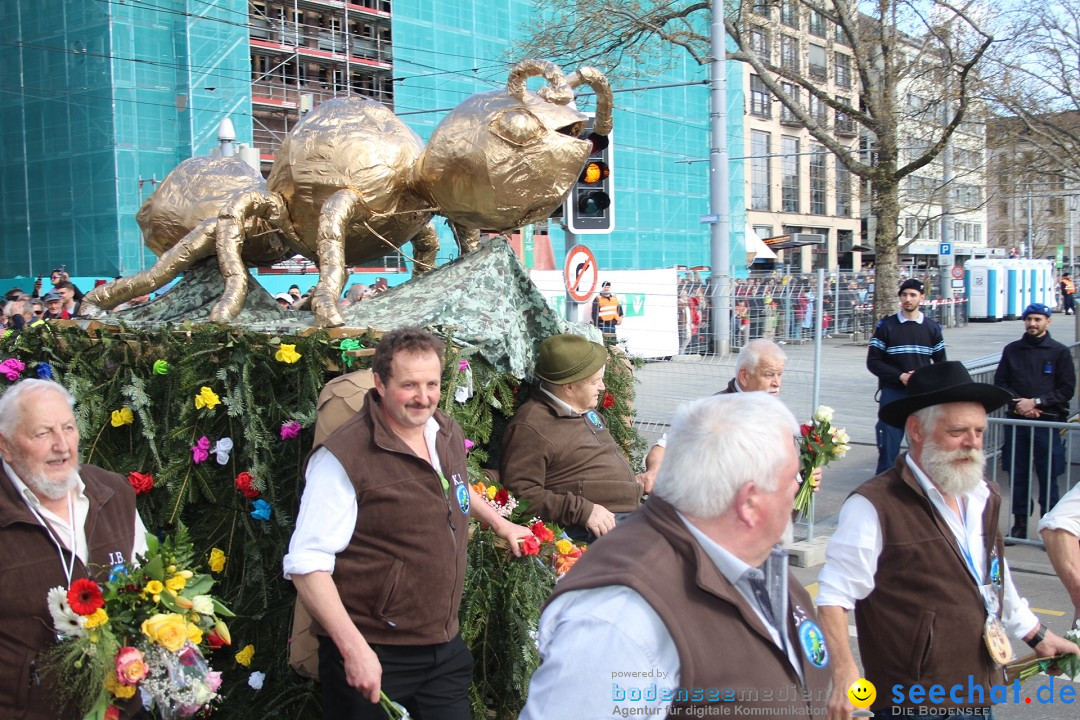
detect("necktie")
[748,575,776,629]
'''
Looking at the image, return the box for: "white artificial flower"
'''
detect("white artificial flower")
[213,437,233,465]
[248,671,266,690]
[191,595,214,615]
[813,405,834,423]
[192,680,217,705]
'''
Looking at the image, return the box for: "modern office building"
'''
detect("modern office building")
[0,0,744,285]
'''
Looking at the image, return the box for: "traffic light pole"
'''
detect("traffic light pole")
[709,0,731,356]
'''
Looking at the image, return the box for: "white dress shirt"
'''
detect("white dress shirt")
[519,514,799,719]
[1038,480,1080,537]
[6,460,149,567]
[282,416,442,579]
[817,454,1039,639]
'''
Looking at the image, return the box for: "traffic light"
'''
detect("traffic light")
[566,118,614,234]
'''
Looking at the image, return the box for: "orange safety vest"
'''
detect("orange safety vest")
[596,294,621,322]
[1063,278,1075,295]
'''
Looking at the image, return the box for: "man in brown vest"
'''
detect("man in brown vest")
[817,361,1080,719]
[0,379,148,719]
[519,392,831,718]
[283,327,531,720]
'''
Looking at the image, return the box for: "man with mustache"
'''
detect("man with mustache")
[817,362,1079,719]
[284,327,530,720]
[994,303,1075,541]
[0,379,149,719]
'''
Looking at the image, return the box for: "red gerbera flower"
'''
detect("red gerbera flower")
[67,578,105,616]
[521,536,540,556]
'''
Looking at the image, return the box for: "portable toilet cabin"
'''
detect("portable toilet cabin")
[1004,261,1026,319]
[965,259,1005,321]
[1033,259,1055,308]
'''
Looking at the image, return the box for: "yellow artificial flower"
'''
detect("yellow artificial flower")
[110,408,134,427]
[486,485,497,500]
[208,548,226,573]
[143,580,164,602]
[194,386,221,410]
[235,644,255,667]
[165,574,187,593]
[555,539,575,555]
[275,344,302,364]
[141,613,189,652]
[186,622,204,645]
[104,672,137,699]
[84,608,109,629]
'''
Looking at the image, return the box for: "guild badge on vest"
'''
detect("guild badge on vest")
[455,482,470,514]
[585,410,605,430]
[989,554,1002,589]
[798,619,829,669]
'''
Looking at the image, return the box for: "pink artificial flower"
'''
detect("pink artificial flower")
[464,438,476,453]
[205,670,223,692]
[191,436,210,464]
[458,359,470,372]
[280,420,301,440]
[115,646,148,685]
[1,358,25,381]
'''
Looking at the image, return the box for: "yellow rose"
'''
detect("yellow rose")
[275,344,301,364]
[235,644,255,667]
[104,672,137,699]
[84,608,109,629]
[141,613,189,652]
[186,622,203,645]
[555,539,574,555]
[165,574,187,593]
[208,548,226,573]
[486,485,497,500]
[110,408,134,427]
[194,386,221,410]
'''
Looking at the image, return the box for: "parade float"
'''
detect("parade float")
[1,62,642,719]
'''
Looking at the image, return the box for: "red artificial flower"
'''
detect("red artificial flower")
[104,706,121,720]
[494,488,509,506]
[127,471,154,495]
[602,392,615,409]
[234,471,260,499]
[530,521,555,544]
[521,535,540,556]
[800,424,812,437]
[67,578,105,616]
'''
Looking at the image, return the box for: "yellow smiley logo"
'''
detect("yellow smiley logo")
[847,678,876,709]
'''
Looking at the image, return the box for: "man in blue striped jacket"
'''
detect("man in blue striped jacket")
[867,278,947,473]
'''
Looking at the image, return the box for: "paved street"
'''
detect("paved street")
[635,314,1080,716]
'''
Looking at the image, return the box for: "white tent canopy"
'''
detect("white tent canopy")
[746,223,777,264]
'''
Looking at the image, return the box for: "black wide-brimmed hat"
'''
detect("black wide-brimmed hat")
[879,361,1012,427]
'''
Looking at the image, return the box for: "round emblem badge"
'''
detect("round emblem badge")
[455,482,470,514]
[798,619,829,668]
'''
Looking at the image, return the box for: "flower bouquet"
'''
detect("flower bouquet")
[42,526,233,720]
[518,518,587,578]
[792,405,849,519]
[470,475,519,519]
[1007,621,1080,683]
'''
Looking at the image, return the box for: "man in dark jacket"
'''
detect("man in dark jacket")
[994,303,1076,540]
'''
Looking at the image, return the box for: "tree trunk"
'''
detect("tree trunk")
[872,178,901,321]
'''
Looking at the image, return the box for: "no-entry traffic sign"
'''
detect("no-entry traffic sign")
[951,265,964,280]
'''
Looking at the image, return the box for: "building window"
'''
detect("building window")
[782,136,800,213]
[780,82,800,123]
[750,28,770,62]
[808,44,827,80]
[780,35,799,72]
[807,93,827,124]
[751,0,770,17]
[751,131,771,211]
[810,145,827,215]
[835,52,851,89]
[835,99,855,135]
[781,0,799,29]
[836,160,851,216]
[750,75,771,118]
[808,10,826,37]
